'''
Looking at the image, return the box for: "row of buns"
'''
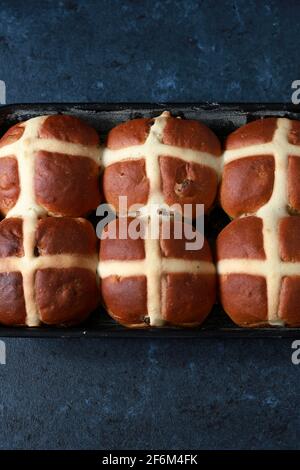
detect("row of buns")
[0,112,299,328]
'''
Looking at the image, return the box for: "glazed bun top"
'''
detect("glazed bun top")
[103,111,221,218]
[99,217,216,327]
[0,216,99,327]
[0,114,101,217]
[0,114,101,328]
[218,117,300,327]
[221,117,300,218]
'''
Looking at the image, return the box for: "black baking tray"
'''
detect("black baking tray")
[1,102,300,339]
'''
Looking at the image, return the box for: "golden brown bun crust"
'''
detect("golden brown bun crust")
[0,216,99,326]
[0,123,25,148]
[0,116,101,217]
[35,217,97,256]
[225,118,277,149]
[100,218,145,261]
[217,217,265,260]
[279,276,300,326]
[0,218,23,257]
[35,150,101,216]
[163,117,221,155]
[107,118,152,149]
[160,222,212,261]
[39,115,100,146]
[220,155,275,217]
[159,157,218,216]
[101,218,212,262]
[217,217,269,326]
[220,118,300,327]
[100,219,216,328]
[279,216,300,261]
[218,216,300,327]
[35,217,99,326]
[219,274,268,327]
[103,160,149,213]
[0,116,101,327]
[288,120,300,145]
[104,115,221,216]
[101,276,147,327]
[35,268,99,326]
[288,155,300,213]
[162,273,215,326]
[104,118,151,214]
[0,272,26,326]
[0,157,20,215]
[222,119,300,217]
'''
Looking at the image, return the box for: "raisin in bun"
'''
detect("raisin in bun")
[103,111,221,218]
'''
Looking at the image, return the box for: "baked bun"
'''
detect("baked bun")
[99,217,216,327]
[0,217,99,326]
[218,118,300,327]
[0,115,101,217]
[103,111,221,218]
[0,115,101,328]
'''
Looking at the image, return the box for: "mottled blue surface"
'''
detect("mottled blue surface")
[0,0,300,450]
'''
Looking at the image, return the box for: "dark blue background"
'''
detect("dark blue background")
[0,0,299,450]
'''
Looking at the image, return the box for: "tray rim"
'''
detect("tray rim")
[0,101,300,339]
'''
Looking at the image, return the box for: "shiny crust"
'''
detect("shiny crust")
[162,273,215,326]
[0,115,101,327]
[220,155,275,217]
[0,216,99,326]
[107,118,152,149]
[288,120,300,145]
[101,276,148,327]
[279,216,300,262]
[288,156,300,213]
[0,218,23,257]
[0,116,101,217]
[160,220,211,261]
[0,123,25,148]
[0,116,100,325]
[159,156,218,215]
[101,218,211,262]
[35,268,99,326]
[0,157,20,215]
[225,118,277,149]
[103,160,149,213]
[104,115,220,216]
[100,218,145,261]
[99,219,216,328]
[220,118,300,328]
[35,150,101,216]
[35,217,97,255]
[35,218,99,326]
[217,216,300,326]
[217,217,265,260]
[163,117,221,155]
[0,272,26,326]
[39,115,100,146]
[217,217,268,326]
[219,274,268,327]
[279,276,300,326]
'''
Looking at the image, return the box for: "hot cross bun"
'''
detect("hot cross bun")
[103,112,221,218]
[0,115,101,327]
[0,217,99,326]
[218,117,300,327]
[0,114,101,217]
[99,217,216,328]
